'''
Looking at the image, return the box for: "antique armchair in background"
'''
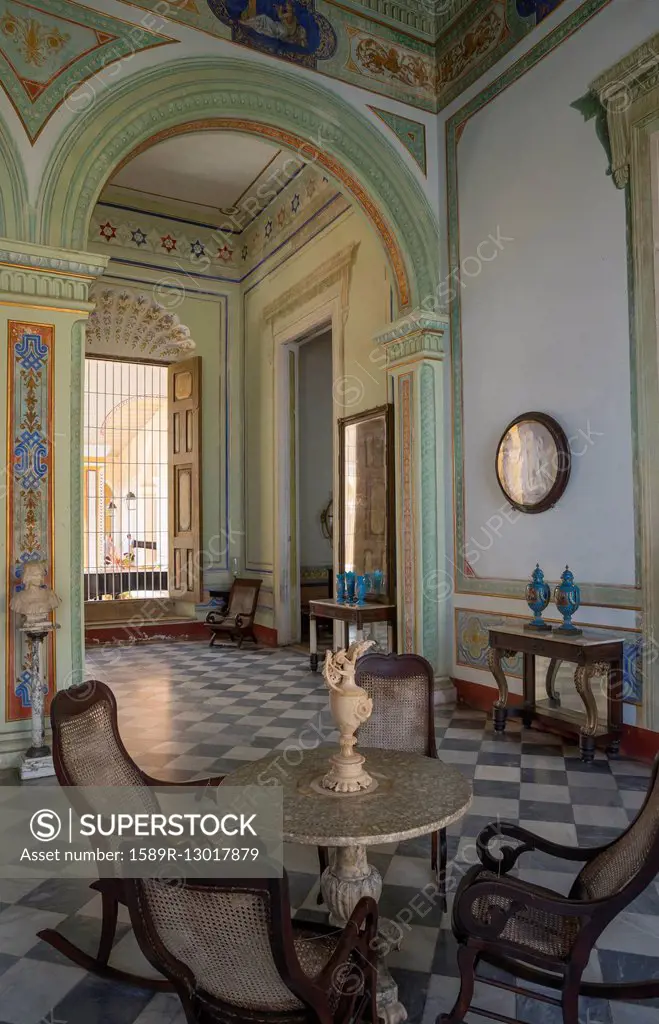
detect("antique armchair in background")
[440,755,659,1024]
[123,873,379,1024]
[205,577,262,648]
[317,653,446,904]
[37,680,224,989]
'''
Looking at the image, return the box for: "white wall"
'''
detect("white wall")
[298,332,333,569]
[453,0,659,589]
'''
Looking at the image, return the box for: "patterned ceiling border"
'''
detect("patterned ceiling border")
[444,0,640,610]
[38,57,440,313]
[107,0,579,112]
[88,164,343,279]
[0,0,173,142]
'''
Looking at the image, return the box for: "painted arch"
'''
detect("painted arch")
[37,57,439,312]
[0,111,29,242]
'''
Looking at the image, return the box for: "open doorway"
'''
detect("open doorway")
[84,356,169,604]
[297,330,333,653]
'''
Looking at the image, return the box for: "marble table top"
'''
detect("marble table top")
[225,746,472,846]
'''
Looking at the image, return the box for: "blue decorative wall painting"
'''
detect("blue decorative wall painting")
[516,0,564,23]
[206,0,337,67]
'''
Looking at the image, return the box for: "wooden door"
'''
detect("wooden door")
[168,357,202,603]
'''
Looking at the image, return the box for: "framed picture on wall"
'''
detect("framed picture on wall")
[495,412,571,513]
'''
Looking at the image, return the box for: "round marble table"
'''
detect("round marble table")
[225,745,472,1024]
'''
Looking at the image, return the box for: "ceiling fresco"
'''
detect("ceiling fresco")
[0,0,573,142]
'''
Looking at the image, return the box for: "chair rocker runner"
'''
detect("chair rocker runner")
[317,652,447,907]
[440,754,659,1024]
[123,873,379,1024]
[37,680,224,991]
[205,577,262,648]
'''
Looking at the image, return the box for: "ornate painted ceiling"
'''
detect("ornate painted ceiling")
[0,0,572,142]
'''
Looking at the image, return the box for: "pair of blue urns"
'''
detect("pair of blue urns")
[526,564,581,635]
[336,570,383,606]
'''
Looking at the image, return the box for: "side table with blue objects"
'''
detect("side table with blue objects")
[308,598,397,672]
[486,625,624,762]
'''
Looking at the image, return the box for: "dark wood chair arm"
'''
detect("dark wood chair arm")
[454,875,610,946]
[139,773,225,788]
[315,896,378,989]
[205,611,227,625]
[234,612,254,629]
[477,820,610,874]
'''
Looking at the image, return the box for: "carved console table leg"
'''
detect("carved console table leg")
[545,659,561,708]
[487,648,515,733]
[574,662,607,763]
[321,845,407,1024]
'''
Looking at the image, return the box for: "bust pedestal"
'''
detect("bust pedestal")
[18,623,59,781]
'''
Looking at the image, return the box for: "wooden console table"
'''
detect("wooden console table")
[487,626,624,763]
[308,599,396,671]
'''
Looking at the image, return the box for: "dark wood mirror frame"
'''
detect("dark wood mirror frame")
[495,411,571,514]
[338,404,395,602]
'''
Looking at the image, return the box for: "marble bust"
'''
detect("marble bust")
[10,561,60,629]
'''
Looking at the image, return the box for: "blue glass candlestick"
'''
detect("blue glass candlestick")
[336,573,346,604]
[524,564,552,632]
[372,570,383,597]
[345,571,356,604]
[553,566,582,635]
[356,575,368,606]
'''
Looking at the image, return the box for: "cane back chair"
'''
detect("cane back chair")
[38,680,224,990]
[441,754,659,1024]
[205,577,262,648]
[123,873,379,1024]
[317,652,446,904]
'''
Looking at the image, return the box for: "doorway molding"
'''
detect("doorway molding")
[591,32,659,728]
[267,244,358,643]
[36,57,438,316]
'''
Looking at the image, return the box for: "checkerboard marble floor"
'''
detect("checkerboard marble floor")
[0,640,658,1024]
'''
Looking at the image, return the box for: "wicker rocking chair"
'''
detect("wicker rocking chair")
[37,680,224,990]
[440,754,659,1024]
[318,653,446,905]
[123,873,379,1024]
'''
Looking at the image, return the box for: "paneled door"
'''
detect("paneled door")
[168,357,202,604]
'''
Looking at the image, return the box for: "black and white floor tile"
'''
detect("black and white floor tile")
[0,641,657,1024]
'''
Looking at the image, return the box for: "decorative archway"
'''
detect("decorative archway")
[0,111,29,241]
[37,56,439,313]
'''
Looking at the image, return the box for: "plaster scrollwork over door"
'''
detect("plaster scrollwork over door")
[86,288,196,362]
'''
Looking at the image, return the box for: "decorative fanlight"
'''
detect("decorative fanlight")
[320,496,333,542]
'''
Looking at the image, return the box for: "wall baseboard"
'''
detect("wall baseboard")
[85,620,209,645]
[254,624,278,646]
[452,676,659,763]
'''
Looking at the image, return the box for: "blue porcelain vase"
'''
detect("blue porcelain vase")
[345,571,356,604]
[553,565,582,635]
[524,563,552,632]
[356,575,368,606]
[336,573,346,604]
